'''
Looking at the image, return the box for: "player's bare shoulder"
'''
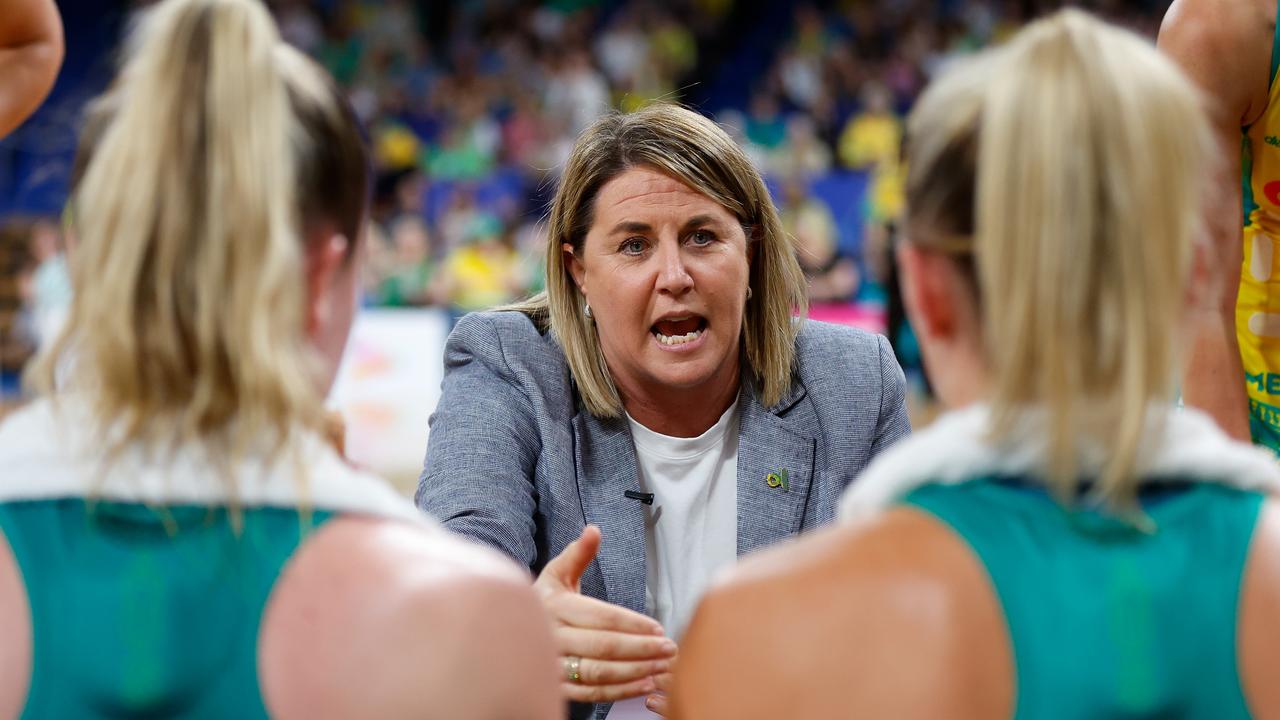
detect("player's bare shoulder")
[673,509,1012,720]
[1161,0,1273,48]
[258,517,559,720]
[1160,0,1273,125]
[0,532,30,720]
[1238,497,1280,718]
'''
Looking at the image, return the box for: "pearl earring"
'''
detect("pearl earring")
[584,302,593,319]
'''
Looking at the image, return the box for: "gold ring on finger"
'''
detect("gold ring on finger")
[564,655,582,683]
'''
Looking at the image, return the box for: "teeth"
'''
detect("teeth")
[655,329,703,346]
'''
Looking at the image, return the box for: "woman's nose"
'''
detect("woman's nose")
[654,242,694,295]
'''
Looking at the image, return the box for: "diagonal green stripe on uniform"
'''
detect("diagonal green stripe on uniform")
[0,500,331,718]
[902,478,1261,719]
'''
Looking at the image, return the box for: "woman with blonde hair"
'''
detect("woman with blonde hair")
[672,10,1280,719]
[0,0,561,717]
[418,102,910,718]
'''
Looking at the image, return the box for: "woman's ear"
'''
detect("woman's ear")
[305,232,350,335]
[895,242,960,342]
[563,242,587,294]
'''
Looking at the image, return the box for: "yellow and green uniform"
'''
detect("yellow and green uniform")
[1240,9,1280,454]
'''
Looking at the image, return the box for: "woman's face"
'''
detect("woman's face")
[565,166,751,405]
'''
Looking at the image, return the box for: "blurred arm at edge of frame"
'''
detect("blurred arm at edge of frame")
[1158,0,1271,442]
[0,0,64,140]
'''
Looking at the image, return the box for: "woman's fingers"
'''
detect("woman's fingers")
[533,528,677,708]
[645,693,670,717]
[545,591,665,635]
[562,675,657,704]
[645,671,675,716]
[555,626,678,661]
[569,657,672,686]
[652,671,674,692]
[536,525,602,594]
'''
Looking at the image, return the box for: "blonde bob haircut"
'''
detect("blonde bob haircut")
[510,103,808,417]
[32,0,370,467]
[904,9,1215,505]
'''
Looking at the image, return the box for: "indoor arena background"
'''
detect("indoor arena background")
[0,0,1170,489]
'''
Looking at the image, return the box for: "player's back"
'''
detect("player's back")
[0,398,561,719]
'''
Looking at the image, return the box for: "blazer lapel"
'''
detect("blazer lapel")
[572,411,648,615]
[736,382,817,557]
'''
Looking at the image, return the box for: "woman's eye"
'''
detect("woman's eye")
[689,230,716,246]
[622,238,647,255]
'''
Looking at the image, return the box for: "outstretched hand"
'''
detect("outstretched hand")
[534,525,678,708]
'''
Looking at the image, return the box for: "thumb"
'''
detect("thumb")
[540,525,601,592]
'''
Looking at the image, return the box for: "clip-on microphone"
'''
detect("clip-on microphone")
[624,490,655,505]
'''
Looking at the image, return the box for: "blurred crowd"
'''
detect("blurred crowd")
[303,0,1163,314]
[0,0,1170,394]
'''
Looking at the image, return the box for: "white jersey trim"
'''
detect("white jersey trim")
[0,398,432,528]
[839,403,1280,524]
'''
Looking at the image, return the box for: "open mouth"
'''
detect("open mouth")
[651,315,708,347]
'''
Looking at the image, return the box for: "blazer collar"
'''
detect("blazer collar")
[571,377,817,615]
[735,378,817,556]
[762,372,807,415]
[572,411,648,614]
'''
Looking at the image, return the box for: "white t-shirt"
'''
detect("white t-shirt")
[626,399,740,640]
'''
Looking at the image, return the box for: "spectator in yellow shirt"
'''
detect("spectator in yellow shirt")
[437,217,526,317]
[838,82,905,221]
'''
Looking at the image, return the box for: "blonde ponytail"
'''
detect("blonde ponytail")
[905,10,1215,504]
[34,0,368,471]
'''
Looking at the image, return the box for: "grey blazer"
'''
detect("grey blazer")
[416,310,908,716]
